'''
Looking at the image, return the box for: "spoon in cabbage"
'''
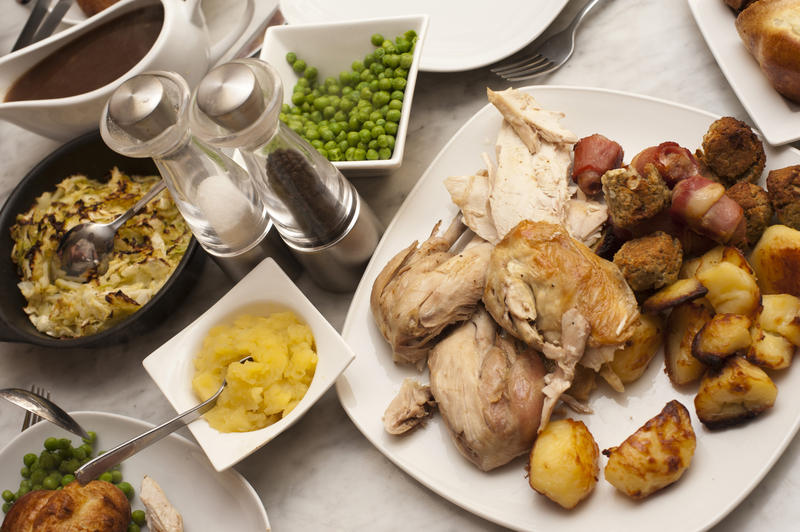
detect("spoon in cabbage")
[75,355,254,485]
[51,179,166,283]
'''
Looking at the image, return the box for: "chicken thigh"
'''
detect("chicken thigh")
[371,217,493,367]
[428,306,546,471]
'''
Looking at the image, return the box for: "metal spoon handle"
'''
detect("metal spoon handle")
[0,388,90,440]
[75,383,224,484]
[108,179,167,232]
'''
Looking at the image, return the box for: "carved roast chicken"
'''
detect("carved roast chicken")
[428,306,545,471]
[484,220,640,428]
[370,217,493,367]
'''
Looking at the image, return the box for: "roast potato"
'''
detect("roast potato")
[642,278,707,314]
[758,293,800,346]
[694,356,777,429]
[607,314,664,384]
[602,400,696,499]
[750,224,800,297]
[747,326,795,370]
[696,261,761,317]
[665,300,713,386]
[528,419,599,509]
[691,313,752,367]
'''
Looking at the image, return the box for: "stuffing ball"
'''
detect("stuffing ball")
[696,116,766,186]
[766,165,800,230]
[613,232,683,293]
[725,182,774,247]
[601,166,671,232]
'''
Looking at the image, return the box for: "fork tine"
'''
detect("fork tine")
[21,384,35,431]
[494,56,550,77]
[503,61,557,82]
[491,50,546,73]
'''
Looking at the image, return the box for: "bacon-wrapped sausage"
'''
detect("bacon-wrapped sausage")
[572,134,624,196]
[671,175,746,245]
[631,142,702,188]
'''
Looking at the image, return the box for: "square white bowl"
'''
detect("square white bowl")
[259,14,429,177]
[142,258,355,471]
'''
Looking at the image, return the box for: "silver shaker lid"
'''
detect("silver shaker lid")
[195,62,266,131]
[107,75,178,141]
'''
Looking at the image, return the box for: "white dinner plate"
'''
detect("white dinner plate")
[0,411,271,531]
[338,86,800,531]
[278,0,569,72]
[687,0,800,146]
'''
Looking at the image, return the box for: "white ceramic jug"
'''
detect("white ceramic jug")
[0,0,254,140]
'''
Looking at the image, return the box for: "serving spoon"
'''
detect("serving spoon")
[75,355,253,484]
[0,388,90,440]
[51,179,166,282]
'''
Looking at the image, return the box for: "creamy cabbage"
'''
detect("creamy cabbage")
[10,168,191,338]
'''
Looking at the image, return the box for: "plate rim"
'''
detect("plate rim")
[0,410,271,530]
[686,0,800,146]
[337,84,800,530]
[277,0,570,72]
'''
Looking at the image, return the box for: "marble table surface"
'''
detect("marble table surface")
[1,1,799,530]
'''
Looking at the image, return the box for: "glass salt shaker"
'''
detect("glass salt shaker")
[188,58,382,292]
[99,71,284,280]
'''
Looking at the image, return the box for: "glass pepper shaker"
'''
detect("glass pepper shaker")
[99,70,291,280]
[188,58,382,292]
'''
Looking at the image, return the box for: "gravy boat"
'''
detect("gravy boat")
[0,0,253,140]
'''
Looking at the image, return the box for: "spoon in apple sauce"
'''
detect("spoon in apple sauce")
[75,355,253,484]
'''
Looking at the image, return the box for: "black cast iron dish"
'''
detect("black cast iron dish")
[0,130,205,348]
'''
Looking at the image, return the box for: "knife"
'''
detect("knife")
[11,0,50,52]
[30,0,74,46]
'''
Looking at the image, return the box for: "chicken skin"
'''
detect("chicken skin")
[370,217,493,367]
[428,306,546,471]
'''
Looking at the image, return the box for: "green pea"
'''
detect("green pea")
[359,69,373,82]
[382,40,396,54]
[385,122,398,135]
[117,482,134,500]
[323,140,337,151]
[404,29,417,40]
[379,147,392,159]
[20,466,29,479]
[391,90,404,101]
[2,502,12,514]
[328,148,343,161]
[378,78,392,91]
[61,474,75,487]
[351,60,364,72]
[337,140,349,152]
[366,148,379,160]
[377,134,390,148]
[368,139,378,150]
[23,454,36,467]
[17,485,29,497]
[2,490,14,503]
[345,146,356,160]
[98,472,113,483]
[371,33,384,46]
[359,129,372,143]
[42,477,59,490]
[44,437,59,451]
[128,523,141,532]
[348,116,361,130]
[371,125,386,138]
[292,59,306,73]
[395,37,411,53]
[387,109,402,123]
[394,67,408,79]
[111,470,123,484]
[285,52,297,65]
[370,62,384,75]
[132,510,146,526]
[374,47,385,59]
[389,99,403,110]
[382,54,400,69]
[396,52,411,70]
[354,148,366,160]
[372,91,390,107]
[392,78,406,91]
[363,53,375,67]
[368,79,379,92]
[18,480,30,491]
[38,452,55,471]
[304,66,318,80]
[316,148,328,158]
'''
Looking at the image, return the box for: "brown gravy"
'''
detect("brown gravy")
[4,5,163,103]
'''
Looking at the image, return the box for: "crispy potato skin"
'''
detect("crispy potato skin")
[528,419,599,509]
[665,301,713,385]
[747,326,795,370]
[758,293,800,346]
[608,314,665,384]
[750,225,800,297]
[694,356,777,429]
[642,278,707,314]
[602,400,696,499]
[691,313,752,367]
[696,261,761,317]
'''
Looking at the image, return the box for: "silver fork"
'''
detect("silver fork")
[21,385,49,431]
[492,0,604,81]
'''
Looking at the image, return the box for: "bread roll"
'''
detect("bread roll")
[736,0,800,103]
[0,481,130,532]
